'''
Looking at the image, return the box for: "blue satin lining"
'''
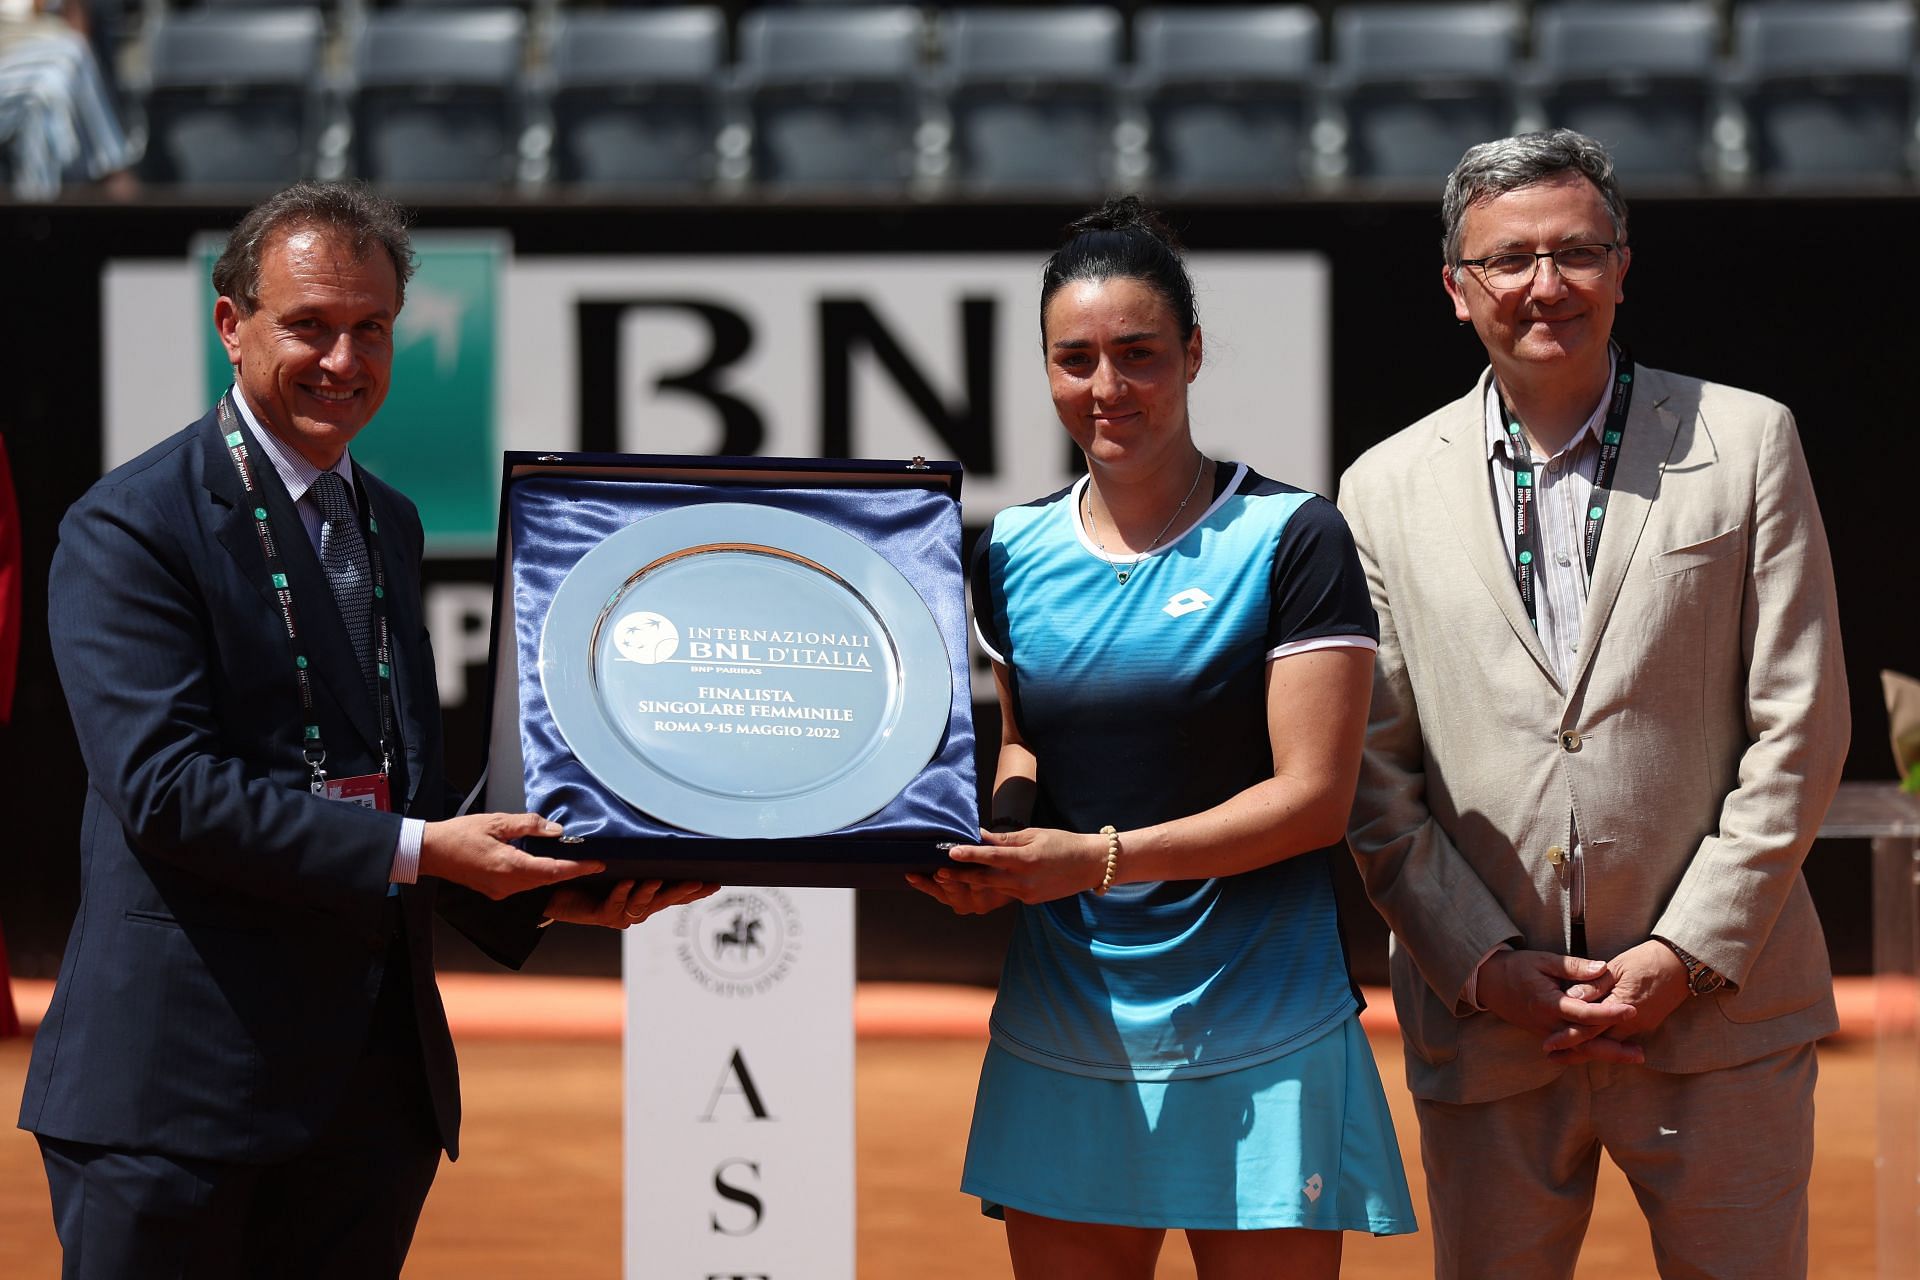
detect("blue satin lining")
[508,476,978,857]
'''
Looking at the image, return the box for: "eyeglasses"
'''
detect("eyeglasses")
[1456,243,1619,290]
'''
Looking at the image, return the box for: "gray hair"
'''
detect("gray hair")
[212,182,416,315]
[1440,129,1629,268]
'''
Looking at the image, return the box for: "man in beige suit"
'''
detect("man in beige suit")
[1339,129,1848,1278]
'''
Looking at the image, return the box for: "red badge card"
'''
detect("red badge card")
[323,772,392,812]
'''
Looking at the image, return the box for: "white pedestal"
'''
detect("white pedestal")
[622,887,856,1280]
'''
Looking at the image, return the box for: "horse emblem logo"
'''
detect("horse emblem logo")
[713,911,765,961]
[675,889,800,995]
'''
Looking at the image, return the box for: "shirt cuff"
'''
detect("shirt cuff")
[390,817,424,884]
[1461,942,1514,1012]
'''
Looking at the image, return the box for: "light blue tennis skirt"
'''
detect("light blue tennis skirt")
[961,1014,1417,1234]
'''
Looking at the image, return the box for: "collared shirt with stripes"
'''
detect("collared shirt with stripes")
[1478,353,1617,931]
[1480,349,1618,688]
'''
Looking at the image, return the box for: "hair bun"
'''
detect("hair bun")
[1066,195,1182,252]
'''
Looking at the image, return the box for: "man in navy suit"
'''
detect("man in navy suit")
[20,183,706,1278]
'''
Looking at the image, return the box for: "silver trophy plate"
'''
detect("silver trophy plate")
[539,502,953,839]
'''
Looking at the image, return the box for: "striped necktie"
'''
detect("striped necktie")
[309,469,375,700]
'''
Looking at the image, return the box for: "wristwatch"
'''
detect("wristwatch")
[1657,938,1727,996]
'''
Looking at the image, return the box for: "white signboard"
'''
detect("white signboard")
[104,250,1330,507]
[623,888,855,1280]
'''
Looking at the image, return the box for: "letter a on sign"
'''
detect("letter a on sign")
[702,1049,771,1121]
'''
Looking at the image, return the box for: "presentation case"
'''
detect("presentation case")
[481,451,978,887]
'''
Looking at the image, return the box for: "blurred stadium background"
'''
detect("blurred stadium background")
[25,0,1920,196]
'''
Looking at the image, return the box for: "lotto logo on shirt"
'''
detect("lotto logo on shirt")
[1163,588,1214,618]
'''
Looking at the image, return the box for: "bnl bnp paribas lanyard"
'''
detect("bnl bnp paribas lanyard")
[1497,344,1636,630]
[216,396,395,794]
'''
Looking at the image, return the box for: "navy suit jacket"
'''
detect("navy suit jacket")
[20,401,537,1164]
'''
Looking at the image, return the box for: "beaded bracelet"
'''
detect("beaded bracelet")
[1095,825,1120,896]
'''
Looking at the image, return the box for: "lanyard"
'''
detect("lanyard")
[1496,345,1635,631]
[217,396,394,792]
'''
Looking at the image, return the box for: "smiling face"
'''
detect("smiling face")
[214,224,400,469]
[1042,275,1202,477]
[1442,172,1629,390]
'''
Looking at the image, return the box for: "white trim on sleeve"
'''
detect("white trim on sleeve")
[1264,634,1379,663]
[973,619,1008,667]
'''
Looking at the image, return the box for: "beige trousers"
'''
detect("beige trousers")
[1414,1042,1817,1280]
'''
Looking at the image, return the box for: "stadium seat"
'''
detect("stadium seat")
[1729,0,1916,184]
[185,0,339,10]
[136,7,326,187]
[935,6,1125,195]
[1528,2,1720,185]
[1327,2,1522,184]
[1133,5,1322,193]
[539,7,725,191]
[346,7,528,188]
[733,6,928,190]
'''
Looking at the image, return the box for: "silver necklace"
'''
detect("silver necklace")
[1084,454,1208,585]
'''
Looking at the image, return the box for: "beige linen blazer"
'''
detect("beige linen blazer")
[1338,364,1848,1105]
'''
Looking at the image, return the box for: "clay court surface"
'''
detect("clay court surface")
[0,978,1884,1278]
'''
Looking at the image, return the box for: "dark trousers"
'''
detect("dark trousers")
[38,931,442,1280]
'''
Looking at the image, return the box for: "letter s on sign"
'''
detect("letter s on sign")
[710,1158,764,1236]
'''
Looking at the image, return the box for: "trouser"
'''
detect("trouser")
[1415,1042,1817,1280]
[37,929,442,1280]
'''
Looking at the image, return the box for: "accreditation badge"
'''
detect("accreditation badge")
[323,771,393,812]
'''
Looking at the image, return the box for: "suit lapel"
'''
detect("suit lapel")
[200,408,384,754]
[1426,375,1560,686]
[1566,367,1681,696]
